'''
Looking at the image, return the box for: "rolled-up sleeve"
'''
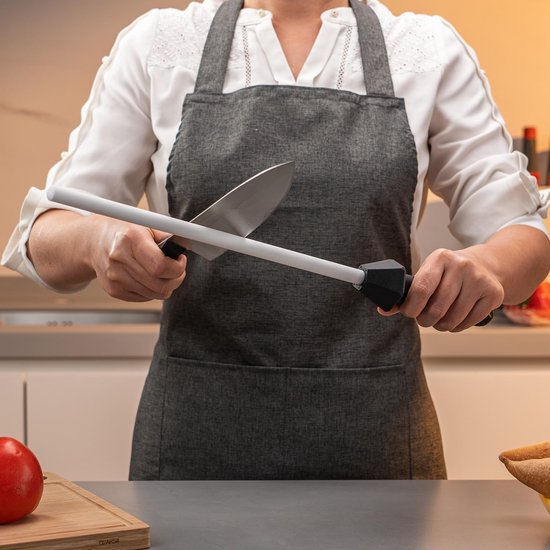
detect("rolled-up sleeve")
[427,16,549,246]
[1,9,160,286]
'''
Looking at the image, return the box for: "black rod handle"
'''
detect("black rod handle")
[357,260,493,327]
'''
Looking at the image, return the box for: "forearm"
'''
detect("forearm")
[458,225,550,305]
[27,209,97,291]
[27,208,187,302]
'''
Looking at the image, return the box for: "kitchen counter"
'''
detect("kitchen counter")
[80,480,550,549]
[0,324,160,358]
[2,309,549,359]
[419,312,550,358]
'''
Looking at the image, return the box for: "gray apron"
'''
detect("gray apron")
[130,0,446,480]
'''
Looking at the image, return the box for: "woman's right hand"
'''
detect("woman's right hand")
[89,215,187,302]
[28,209,186,301]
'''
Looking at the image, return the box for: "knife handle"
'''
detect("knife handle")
[159,238,187,260]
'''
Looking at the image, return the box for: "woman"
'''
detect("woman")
[3,0,549,480]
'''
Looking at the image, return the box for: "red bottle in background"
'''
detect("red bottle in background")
[523,126,540,185]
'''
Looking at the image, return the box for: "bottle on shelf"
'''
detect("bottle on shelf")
[522,126,540,185]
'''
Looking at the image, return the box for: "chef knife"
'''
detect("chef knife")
[159,161,295,260]
[45,187,493,325]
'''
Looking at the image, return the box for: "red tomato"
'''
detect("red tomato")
[528,281,550,313]
[503,280,550,325]
[0,437,44,524]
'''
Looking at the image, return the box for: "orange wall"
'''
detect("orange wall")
[385,0,550,149]
[0,0,180,254]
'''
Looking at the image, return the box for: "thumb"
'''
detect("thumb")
[149,228,173,244]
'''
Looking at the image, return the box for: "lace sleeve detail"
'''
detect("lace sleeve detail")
[148,7,245,72]
[149,3,443,76]
[352,7,442,76]
[149,8,206,70]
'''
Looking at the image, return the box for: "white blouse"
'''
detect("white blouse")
[2,0,548,288]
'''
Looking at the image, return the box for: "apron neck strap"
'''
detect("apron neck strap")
[194,0,395,97]
[350,0,395,96]
[194,0,243,94]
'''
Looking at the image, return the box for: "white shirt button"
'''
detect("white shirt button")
[330,10,339,18]
[258,9,266,17]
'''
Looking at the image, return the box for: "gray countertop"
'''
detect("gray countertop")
[80,480,550,550]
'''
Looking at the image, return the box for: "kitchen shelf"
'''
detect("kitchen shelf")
[0,325,159,359]
[419,313,550,358]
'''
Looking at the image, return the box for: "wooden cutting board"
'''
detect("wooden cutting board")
[0,472,150,550]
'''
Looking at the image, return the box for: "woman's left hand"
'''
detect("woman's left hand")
[379,248,504,332]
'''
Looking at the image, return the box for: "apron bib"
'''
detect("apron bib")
[130,0,446,480]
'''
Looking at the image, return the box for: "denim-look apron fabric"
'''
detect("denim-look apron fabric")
[130,0,446,480]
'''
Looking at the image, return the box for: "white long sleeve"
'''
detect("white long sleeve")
[426,15,546,246]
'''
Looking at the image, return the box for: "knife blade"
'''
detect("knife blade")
[45,187,493,325]
[159,161,295,260]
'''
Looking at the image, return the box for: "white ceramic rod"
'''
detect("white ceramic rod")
[47,187,366,286]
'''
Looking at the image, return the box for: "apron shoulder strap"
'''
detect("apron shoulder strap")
[195,0,395,97]
[194,0,243,94]
[350,0,395,97]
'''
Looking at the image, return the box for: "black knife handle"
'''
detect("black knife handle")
[357,260,493,327]
[160,239,187,260]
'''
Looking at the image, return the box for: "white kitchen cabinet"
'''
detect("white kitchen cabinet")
[0,370,25,441]
[0,359,149,481]
[25,360,149,481]
[0,321,158,481]
[424,358,550,480]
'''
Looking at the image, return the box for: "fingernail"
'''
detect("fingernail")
[377,307,397,316]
